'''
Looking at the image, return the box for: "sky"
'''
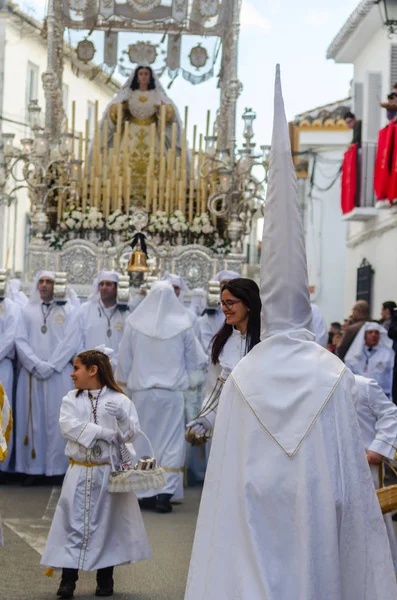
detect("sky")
[19,0,360,148]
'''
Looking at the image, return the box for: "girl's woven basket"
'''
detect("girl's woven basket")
[108,431,166,493]
[376,461,397,514]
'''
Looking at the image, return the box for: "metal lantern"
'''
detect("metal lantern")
[28,100,42,131]
[377,0,397,34]
[2,133,15,156]
[242,108,256,143]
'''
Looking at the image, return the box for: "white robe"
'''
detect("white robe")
[76,300,129,369]
[41,387,151,571]
[185,348,397,599]
[0,298,19,472]
[15,301,79,475]
[116,323,200,499]
[310,304,328,347]
[346,345,394,396]
[354,374,397,571]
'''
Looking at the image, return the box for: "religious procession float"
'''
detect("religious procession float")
[0,0,268,296]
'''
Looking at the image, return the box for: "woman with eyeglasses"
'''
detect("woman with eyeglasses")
[186,278,261,445]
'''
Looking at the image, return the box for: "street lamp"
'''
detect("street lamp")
[377,0,397,35]
[28,100,42,131]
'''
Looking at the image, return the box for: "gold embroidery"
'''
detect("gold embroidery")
[55,313,65,325]
[138,96,148,103]
[130,115,156,125]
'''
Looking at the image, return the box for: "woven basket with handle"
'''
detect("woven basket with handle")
[376,461,397,514]
[108,431,166,494]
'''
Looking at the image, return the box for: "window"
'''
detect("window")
[87,100,95,140]
[26,62,39,116]
[63,84,69,119]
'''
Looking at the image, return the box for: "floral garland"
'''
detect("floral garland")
[148,210,169,233]
[60,205,83,231]
[106,209,130,232]
[169,210,188,233]
[190,212,214,236]
[82,207,104,230]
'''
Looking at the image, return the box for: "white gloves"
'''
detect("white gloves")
[35,360,54,380]
[99,427,116,443]
[105,401,127,421]
[186,417,212,437]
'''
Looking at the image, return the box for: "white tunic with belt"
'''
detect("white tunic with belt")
[354,374,397,570]
[41,387,151,571]
[76,300,129,370]
[15,301,79,475]
[0,297,19,472]
[116,282,202,500]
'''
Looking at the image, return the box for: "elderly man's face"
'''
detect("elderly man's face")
[37,277,54,302]
[365,329,380,348]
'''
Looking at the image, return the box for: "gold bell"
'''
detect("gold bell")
[127,250,149,273]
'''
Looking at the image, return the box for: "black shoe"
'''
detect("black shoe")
[22,475,41,487]
[156,493,173,514]
[138,496,157,510]
[95,583,114,597]
[57,581,76,598]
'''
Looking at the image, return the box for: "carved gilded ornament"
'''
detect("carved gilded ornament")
[76,39,96,64]
[189,44,209,70]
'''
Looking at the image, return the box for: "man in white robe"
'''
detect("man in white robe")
[310,303,328,347]
[0,286,19,476]
[15,271,79,481]
[345,322,394,396]
[75,271,129,370]
[184,66,397,600]
[354,374,397,570]
[0,382,11,546]
[116,281,205,513]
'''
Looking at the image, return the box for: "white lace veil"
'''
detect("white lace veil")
[97,65,184,156]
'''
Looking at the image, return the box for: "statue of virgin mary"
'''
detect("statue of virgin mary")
[101,65,183,202]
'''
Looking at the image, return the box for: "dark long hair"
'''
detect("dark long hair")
[130,66,156,91]
[211,278,261,365]
[76,350,125,396]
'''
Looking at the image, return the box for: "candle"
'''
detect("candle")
[206,109,211,138]
[94,177,100,208]
[103,119,108,169]
[171,122,177,155]
[118,175,123,210]
[78,132,83,160]
[145,164,152,212]
[159,156,166,209]
[57,193,62,222]
[152,179,158,213]
[125,168,131,215]
[71,101,76,157]
[188,179,194,224]
[95,100,99,128]
[104,180,110,218]
[82,178,88,214]
[165,178,171,216]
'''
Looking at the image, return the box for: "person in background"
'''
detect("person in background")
[0,382,11,546]
[310,304,327,347]
[327,322,342,353]
[381,301,397,331]
[345,322,394,397]
[354,374,397,571]
[387,307,397,405]
[336,300,370,361]
[344,111,362,148]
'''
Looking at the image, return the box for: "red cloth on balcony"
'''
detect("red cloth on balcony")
[374,122,395,200]
[388,123,397,203]
[341,143,357,214]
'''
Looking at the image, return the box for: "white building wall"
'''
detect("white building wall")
[0,13,118,273]
[299,129,351,326]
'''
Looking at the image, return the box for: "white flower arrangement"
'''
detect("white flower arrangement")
[82,206,104,230]
[190,212,214,236]
[169,210,188,233]
[60,205,83,231]
[106,209,130,232]
[148,210,169,233]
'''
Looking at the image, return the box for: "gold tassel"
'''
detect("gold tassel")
[44,568,54,577]
[24,435,29,446]
[31,448,36,459]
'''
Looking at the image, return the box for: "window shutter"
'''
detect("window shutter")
[367,72,382,142]
[353,82,364,119]
[390,45,397,90]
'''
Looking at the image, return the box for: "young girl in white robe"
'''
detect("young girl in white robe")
[41,349,151,599]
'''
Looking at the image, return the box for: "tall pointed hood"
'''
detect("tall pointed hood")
[231,65,345,458]
[260,64,311,339]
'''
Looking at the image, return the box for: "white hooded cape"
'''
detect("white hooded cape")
[184,66,397,600]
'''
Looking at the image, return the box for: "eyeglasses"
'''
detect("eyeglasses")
[219,299,242,309]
